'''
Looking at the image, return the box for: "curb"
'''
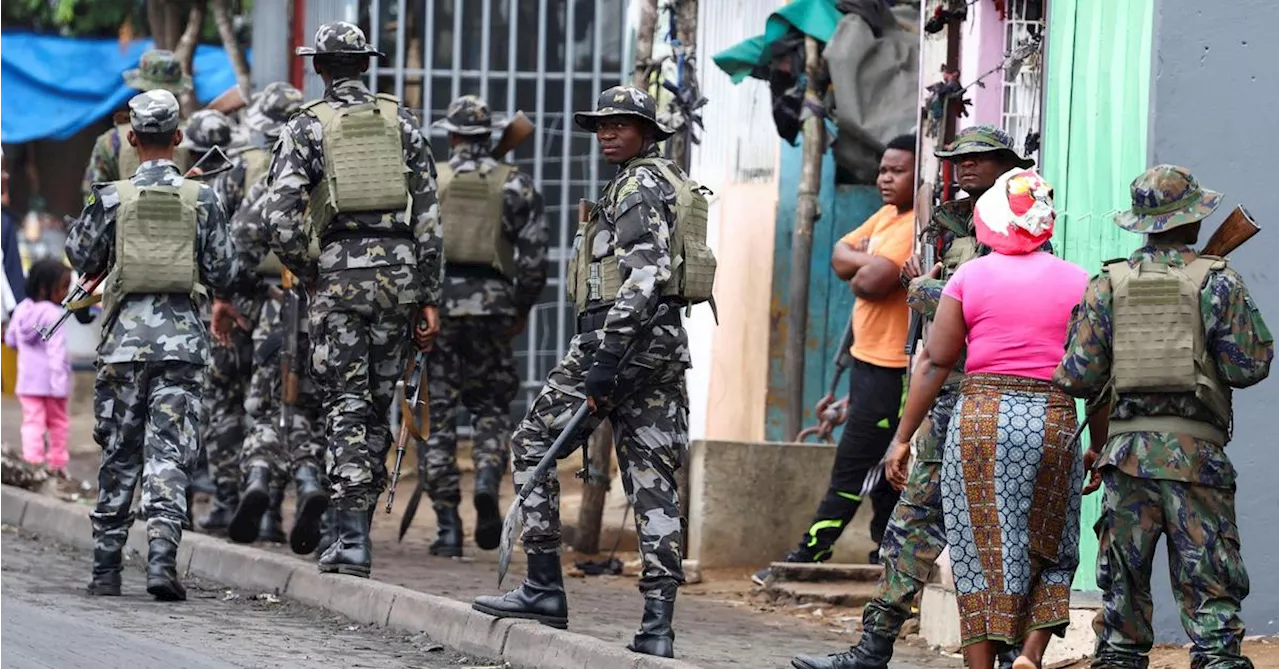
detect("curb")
[1,485,702,669]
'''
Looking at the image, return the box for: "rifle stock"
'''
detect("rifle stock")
[492,111,535,158]
[279,270,300,455]
[1201,205,1259,257]
[39,272,106,342]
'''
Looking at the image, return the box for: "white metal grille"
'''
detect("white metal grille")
[1000,0,1045,163]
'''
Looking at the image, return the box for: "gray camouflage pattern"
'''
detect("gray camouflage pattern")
[129,90,181,133]
[295,21,386,58]
[66,160,240,365]
[573,85,674,139]
[90,361,203,554]
[202,325,254,489]
[418,315,519,504]
[180,109,234,152]
[245,82,305,137]
[432,94,506,136]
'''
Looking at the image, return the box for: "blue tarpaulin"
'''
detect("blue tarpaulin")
[1,32,251,144]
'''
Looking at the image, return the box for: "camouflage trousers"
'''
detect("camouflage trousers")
[202,312,254,488]
[1092,469,1252,669]
[419,314,519,505]
[311,297,415,512]
[239,294,325,485]
[91,361,203,555]
[513,330,688,599]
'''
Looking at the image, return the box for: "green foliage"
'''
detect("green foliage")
[3,0,144,37]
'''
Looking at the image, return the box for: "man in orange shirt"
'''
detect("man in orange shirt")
[754,134,916,585]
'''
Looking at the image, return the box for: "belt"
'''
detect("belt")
[577,300,682,335]
[445,263,508,281]
[320,227,415,246]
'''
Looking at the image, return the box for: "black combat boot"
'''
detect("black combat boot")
[228,465,271,544]
[86,548,122,596]
[198,481,239,533]
[626,597,677,658]
[473,467,502,551]
[313,508,337,559]
[257,487,286,544]
[997,643,1021,669]
[790,630,895,669]
[289,464,330,555]
[190,466,217,496]
[183,487,195,531]
[317,508,372,578]
[145,539,187,602]
[429,504,463,558]
[472,552,569,629]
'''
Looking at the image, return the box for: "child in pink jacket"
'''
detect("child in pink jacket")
[5,259,72,474]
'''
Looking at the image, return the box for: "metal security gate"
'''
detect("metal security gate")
[324,1,632,420]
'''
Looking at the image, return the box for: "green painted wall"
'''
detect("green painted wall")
[1041,0,1154,591]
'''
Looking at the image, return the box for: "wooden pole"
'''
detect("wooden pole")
[667,0,698,173]
[784,36,826,442]
[211,0,252,100]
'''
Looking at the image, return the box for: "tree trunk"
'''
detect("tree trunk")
[147,0,173,50]
[632,0,660,88]
[174,0,208,117]
[784,36,827,442]
[666,0,698,173]
[211,0,251,98]
[574,422,614,554]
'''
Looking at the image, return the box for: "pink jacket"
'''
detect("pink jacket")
[4,299,70,398]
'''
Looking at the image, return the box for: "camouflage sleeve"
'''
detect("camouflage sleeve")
[504,170,548,315]
[229,178,270,270]
[80,131,117,204]
[64,184,118,277]
[215,160,247,220]
[399,106,444,307]
[1052,274,1113,398]
[907,277,945,316]
[1204,268,1275,388]
[597,168,675,360]
[196,183,240,294]
[263,115,323,284]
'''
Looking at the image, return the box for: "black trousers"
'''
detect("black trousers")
[798,358,905,559]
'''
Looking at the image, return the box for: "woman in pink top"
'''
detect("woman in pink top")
[884,169,1088,669]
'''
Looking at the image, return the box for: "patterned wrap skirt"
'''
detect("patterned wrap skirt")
[941,373,1084,646]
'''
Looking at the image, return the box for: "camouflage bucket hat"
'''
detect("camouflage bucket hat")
[123,49,193,94]
[295,21,387,58]
[245,82,305,136]
[129,90,181,134]
[431,95,509,136]
[179,109,233,152]
[934,125,1034,169]
[573,86,673,140]
[1114,164,1222,234]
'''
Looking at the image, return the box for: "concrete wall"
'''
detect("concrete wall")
[1147,0,1279,639]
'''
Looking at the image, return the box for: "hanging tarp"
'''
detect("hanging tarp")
[1,32,251,144]
[711,0,843,84]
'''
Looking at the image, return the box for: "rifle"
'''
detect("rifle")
[38,272,107,342]
[386,350,429,514]
[491,111,535,158]
[185,145,234,180]
[1201,205,1258,257]
[904,181,937,356]
[279,269,301,456]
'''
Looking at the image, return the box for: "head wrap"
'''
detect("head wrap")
[973,168,1056,255]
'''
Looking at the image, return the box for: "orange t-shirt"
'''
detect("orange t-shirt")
[839,205,915,369]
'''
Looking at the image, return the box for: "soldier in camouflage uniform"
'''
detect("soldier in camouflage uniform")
[67,90,239,601]
[81,50,193,200]
[791,126,1031,669]
[413,95,547,557]
[262,22,442,578]
[1053,166,1273,669]
[473,86,707,660]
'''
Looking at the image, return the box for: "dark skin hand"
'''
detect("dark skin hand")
[210,298,251,347]
[834,148,917,298]
[1082,400,1113,495]
[413,306,440,352]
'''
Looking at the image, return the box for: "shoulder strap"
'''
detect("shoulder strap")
[487,163,516,194]
[435,163,455,193]
[1184,255,1227,291]
[301,99,335,125]
[178,179,203,207]
[375,93,402,105]
[113,180,137,202]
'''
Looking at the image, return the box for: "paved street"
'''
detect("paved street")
[0,527,496,669]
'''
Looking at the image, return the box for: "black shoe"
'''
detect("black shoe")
[87,548,122,596]
[317,508,372,578]
[289,464,329,555]
[868,548,880,565]
[791,631,895,669]
[145,539,187,602]
[258,487,286,544]
[626,598,676,658]
[472,552,569,629]
[997,643,1022,669]
[473,468,502,551]
[183,487,195,531]
[752,545,830,586]
[313,508,337,559]
[228,465,271,544]
[190,467,217,496]
[429,504,463,558]
[198,481,239,533]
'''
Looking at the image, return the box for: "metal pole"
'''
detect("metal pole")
[784,36,825,442]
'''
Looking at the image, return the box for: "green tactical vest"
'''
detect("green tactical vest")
[437,163,517,278]
[567,158,717,317]
[1106,255,1232,445]
[239,146,272,191]
[300,94,409,235]
[115,124,191,179]
[101,179,204,321]
[941,235,981,276]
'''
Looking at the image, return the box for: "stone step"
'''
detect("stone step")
[920,583,1100,664]
[763,579,879,608]
[769,561,885,583]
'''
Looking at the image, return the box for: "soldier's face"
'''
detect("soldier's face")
[596,117,647,164]
[955,153,1006,194]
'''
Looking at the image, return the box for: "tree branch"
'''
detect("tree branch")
[211,0,251,97]
[174,0,207,117]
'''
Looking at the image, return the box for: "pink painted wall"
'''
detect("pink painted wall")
[959,0,1007,127]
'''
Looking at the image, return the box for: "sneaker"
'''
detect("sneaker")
[751,546,828,586]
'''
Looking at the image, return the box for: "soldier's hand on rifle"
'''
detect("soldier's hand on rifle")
[413,306,440,352]
[1081,448,1103,495]
[211,298,250,346]
[901,257,943,283]
[584,349,621,414]
[885,437,911,491]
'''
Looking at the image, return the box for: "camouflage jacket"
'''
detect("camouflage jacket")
[81,122,189,203]
[591,145,689,364]
[1053,244,1274,488]
[261,77,443,307]
[66,160,240,365]
[442,141,548,317]
[211,152,249,221]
